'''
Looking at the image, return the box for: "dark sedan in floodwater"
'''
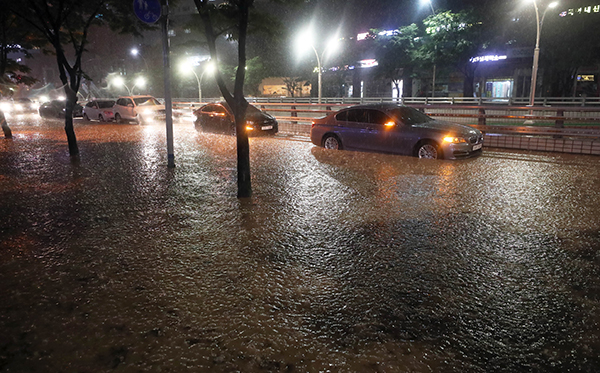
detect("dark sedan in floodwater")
[193,102,278,136]
[38,100,83,118]
[310,104,483,159]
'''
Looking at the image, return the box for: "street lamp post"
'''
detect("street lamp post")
[180,61,214,103]
[112,76,132,95]
[422,0,437,98]
[297,29,339,104]
[528,0,558,107]
[131,76,146,95]
[131,48,149,72]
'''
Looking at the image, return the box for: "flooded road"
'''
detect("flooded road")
[1,116,599,372]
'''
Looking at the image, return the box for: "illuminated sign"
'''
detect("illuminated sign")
[357,30,398,41]
[470,55,508,63]
[577,75,595,82]
[359,59,379,68]
[560,5,600,16]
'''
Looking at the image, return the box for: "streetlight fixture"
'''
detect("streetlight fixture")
[297,28,339,104]
[132,76,146,94]
[527,0,558,107]
[131,47,149,71]
[180,60,215,103]
[112,76,132,95]
[422,0,437,98]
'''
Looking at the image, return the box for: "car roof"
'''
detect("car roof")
[338,103,408,112]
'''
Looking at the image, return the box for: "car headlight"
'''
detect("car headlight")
[443,136,467,144]
[14,104,23,111]
[0,102,12,112]
[245,125,255,131]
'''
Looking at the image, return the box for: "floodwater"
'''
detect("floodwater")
[1,115,599,372]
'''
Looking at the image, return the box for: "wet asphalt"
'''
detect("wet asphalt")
[1,115,599,372]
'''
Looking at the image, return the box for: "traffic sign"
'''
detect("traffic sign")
[133,0,162,24]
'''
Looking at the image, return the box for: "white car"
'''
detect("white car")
[113,95,166,124]
[82,99,115,122]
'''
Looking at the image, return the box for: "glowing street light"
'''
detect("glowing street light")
[296,28,340,104]
[179,60,215,103]
[131,47,149,71]
[112,76,131,95]
[527,0,559,108]
[132,76,146,94]
[422,0,435,14]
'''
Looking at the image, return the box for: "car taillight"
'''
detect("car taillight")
[311,122,316,128]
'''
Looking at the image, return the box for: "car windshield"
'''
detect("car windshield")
[97,101,115,108]
[133,97,160,106]
[389,107,433,125]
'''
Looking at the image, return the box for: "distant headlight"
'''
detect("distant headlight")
[245,125,255,131]
[443,136,467,144]
[14,104,23,111]
[0,102,12,112]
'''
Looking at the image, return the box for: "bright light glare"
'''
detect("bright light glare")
[179,60,194,75]
[548,1,558,8]
[384,121,395,127]
[296,28,314,56]
[325,36,340,55]
[112,76,125,86]
[131,48,139,56]
[39,95,49,103]
[204,62,215,74]
[0,102,11,112]
[135,76,146,87]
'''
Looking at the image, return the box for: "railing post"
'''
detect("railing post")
[478,108,486,126]
[291,105,297,125]
[555,109,564,128]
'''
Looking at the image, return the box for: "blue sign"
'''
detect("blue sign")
[133,0,162,24]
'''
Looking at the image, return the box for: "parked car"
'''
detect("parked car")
[193,102,278,136]
[83,99,116,122]
[310,103,483,160]
[38,100,83,118]
[0,98,38,114]
[113,95,165,124]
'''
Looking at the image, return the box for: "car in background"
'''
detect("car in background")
[193,102,278,136]
[113,95,166,124]
[310,103,483,160]
[38,100,83,118]
[0,98,38,114]
[83,99,116,122]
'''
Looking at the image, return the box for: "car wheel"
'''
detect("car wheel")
[323,134,342,150]
[83,113,90,121]
[98,114,104,122]
[115,113,122,124]
[416,141,442,159]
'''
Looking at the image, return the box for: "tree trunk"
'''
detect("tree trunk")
[234,100,251,198]
[1,110,12,139]
[64,89,79,156]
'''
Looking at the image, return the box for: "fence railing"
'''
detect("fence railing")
[174,96,600,107]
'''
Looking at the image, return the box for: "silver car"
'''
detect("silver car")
[82,99,115,122]
[310,104,483,159]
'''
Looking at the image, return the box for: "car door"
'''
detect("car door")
[335,108,371,150]
[122,98,135,119]
[362,109,412,155]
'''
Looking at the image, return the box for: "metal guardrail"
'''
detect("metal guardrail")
[175,96,600,107]
[173,100,600,141]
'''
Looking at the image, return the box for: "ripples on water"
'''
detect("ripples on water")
[0,119,599,372]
